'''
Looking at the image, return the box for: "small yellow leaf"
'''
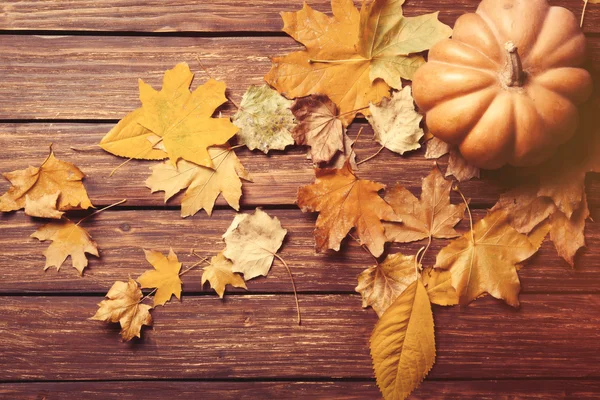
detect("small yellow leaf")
[202,252,247,298]
[31,218,99,275]
[422,269,458,307]
[137,248,183,307]
[90,278,153,341]
[370,280,435,400]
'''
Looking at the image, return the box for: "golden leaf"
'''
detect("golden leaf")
[384,166,466,243]
[31,218,99,275]
[370,280,435,400]
[422,269,458,307]
[0,150,93,214]
[146,146,251,217]
[223,209,287,280]
[297,161,397,257]
[202,252,247,298]
[137,248,183,307]
[355,253,418,317]
[90,278,153,341]
[435,211,538,307]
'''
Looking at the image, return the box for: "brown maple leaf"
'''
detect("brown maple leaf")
[90,278,153,341]
[0,149,93,215]
[297,160,397,256]
[384,166,466,243]
[291,94,346,164]
[355,252,418,317]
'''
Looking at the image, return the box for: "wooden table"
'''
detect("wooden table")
[1,1,599,398]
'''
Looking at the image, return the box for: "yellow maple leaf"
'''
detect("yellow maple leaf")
[355,253,419,317]
[31,218,99,275]
[370,279,435,400]
[90,278,153,341]
[265,0,450,124]
[297,161,397,257]
[435,211,538,307]
[146,146,251,217]
[201,252,247,298]
[137,248,183,307]
[0,150,93,215]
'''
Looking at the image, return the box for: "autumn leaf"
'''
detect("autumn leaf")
[297,160,397,257]
[538,169,586,219]
[549,195,588,267]
[90,278,153,341]
[0,150,93,215]
[128,62,238,167]
[202,252,247,298]
[435,211,538,307]
[370,280,435,400]
[31,218,99,275]
[232,85,295,153]
[330,134,358,170]
[367,85,424,155]
[422,269,458,307]
[491,185,556,234]
[384,166,465,243]
[25,191,63,219]
[99,108,167,160]
[356,253,419,317]
[291,94,346,164]
[146,146,251,217]
[424,137,451,159]
[137,248,183,307]
[424,138,480,182]
[223,209,287,280]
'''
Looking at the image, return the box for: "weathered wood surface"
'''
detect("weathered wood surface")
[1,0,598,34]
[3,380,600,400]
[0,35,599,120]
[1,209,599,294]
[1,294,599,381]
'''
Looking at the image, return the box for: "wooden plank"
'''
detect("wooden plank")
[0,35,599,120]
[1,294,599,381]
[0,0,598,34]
[2,379,600,399]
[0,208,599,293]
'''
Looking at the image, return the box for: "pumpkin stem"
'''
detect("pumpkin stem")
[502,41,525,87]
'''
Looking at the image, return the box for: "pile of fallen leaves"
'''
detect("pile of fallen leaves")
[1,0,599,399]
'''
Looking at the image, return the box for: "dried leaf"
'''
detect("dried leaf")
[423,269,458,307]
[424,137,451,159]
[99,108,168,160]
[435,211,538,307]
[330,134,358,170]
[0,150,93,213]
[297,161,397,257]
[232,85,295,153]
[223,209,287,280]
[25,192,63,219]
[90,278,153,341]
[384,166,465,243]
[538,169,586,219]
[135,63,238,167]
[137,249,183,307]
[291,94,346,164]
[202,252,247,298]
[370,280,435,400]
[146,146,251,217]
[549,195,588,267]
[446,149,480,182]
[31,218,99,275]
[367,86,424,155]
[355,253,419,317]
[491,185,556,234]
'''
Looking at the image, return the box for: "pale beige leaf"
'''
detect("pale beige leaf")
[24,191,63,219]
[223,209,287,280]
[355,253,418,317]
[137,248,182,307]
[232,85,295,153]
[549,195,588,267]
[370,280,435,400]
[90,278,153,341]
[424,137,451,159]
[330,134,358,170]
[31,218,99,275]
[367,86,424,154]
[446,149,480,182]
[202,252,247,298]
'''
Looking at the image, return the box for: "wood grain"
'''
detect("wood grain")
[0,35,599,120]
[0,0,598,34]
[1,208,599,294]
[1,294,599,381]
[3,379,600,399]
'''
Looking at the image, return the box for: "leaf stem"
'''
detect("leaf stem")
[139,287,158,304]
[76,199,127,226]
[179,257,208,277]
[349,233,379,265]
[273,253,301,326]
[581,0,589,27]
[339,105,370,117]
[70,144,101,152]
[415,246,426,279]
[357,145,385,166]
[453,186,473,243]
[195,54,214,80]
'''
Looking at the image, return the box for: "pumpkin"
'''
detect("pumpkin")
[412,0,593,169]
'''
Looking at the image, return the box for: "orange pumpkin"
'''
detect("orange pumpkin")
[412,0,593,169]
